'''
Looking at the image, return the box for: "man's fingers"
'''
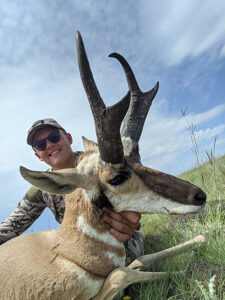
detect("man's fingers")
[103,208,130,225]
[109,228,130,243]
[103,214,134,236]
[103,208,141,243]
[121,211,141,224]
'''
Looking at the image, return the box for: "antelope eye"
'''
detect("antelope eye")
[107,172,130,186]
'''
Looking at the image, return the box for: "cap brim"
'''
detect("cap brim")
[27,124,61,145]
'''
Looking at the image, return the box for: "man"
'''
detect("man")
[0,118,144,265]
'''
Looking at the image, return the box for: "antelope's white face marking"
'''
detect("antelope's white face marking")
[99,160,124,168]
[106,191,205,215]
[83,187,99,201]
[76,216,123,248]
[76,152,99,177]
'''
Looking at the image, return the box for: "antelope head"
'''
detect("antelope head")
[20,31,206,217]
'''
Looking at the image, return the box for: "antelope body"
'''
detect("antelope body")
[0,32,206,300]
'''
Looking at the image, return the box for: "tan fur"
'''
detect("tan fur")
[82,136,99,152]
[0,187,124,300]
[0,142,206,299]
[0,31,206,298]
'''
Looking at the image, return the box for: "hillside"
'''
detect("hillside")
[179,155,225,202]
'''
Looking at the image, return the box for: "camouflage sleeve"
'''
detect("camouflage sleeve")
[0,186,46,245]
[124,227,145,266]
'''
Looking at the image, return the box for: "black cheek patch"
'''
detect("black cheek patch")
[92,193,113,210]
[107,171,130,186]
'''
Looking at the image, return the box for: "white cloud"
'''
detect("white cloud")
[139,0,225,66]
[141,102,225,141]
[0,0,225,230]
[184,104,225,126]
[139,102,225,173]
[195,125,225,141]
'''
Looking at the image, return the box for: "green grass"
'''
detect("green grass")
[179,155,225,202]
[127,155,225,300]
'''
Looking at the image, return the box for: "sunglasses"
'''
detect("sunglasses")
[33,131,61,151]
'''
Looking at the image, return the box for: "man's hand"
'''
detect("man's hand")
[103,208,141,242]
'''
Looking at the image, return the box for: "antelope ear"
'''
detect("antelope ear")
[82,136,99,152]
[20,166,87,195]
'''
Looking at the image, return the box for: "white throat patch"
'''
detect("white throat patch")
[76,216,122,248]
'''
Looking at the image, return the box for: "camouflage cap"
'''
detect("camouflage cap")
[27,118,66,145]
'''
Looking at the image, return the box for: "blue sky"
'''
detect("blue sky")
[0,0,225,232]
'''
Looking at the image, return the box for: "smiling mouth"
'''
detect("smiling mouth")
[49,149,61,157]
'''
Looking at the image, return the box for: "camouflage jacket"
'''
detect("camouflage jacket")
[0,171,144,265]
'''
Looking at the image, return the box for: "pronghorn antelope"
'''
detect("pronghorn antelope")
[0,32,206,300]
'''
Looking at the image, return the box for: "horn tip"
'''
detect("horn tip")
[75,31,82,41]
[152,81,159,93]
[108,52,116,57]
[108,52,121,59]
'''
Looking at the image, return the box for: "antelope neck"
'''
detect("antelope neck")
[58,188,125,277]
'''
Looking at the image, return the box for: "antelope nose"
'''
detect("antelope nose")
[194,192,206,205]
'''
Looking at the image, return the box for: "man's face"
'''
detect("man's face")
[33,127,74,170]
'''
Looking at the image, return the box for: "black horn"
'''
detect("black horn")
[76,32,130,164]
[109,53,159,161]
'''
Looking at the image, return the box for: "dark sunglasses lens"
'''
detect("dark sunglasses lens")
[48,131,60,143]
[35,140,46,151]
[34,131,60,151]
